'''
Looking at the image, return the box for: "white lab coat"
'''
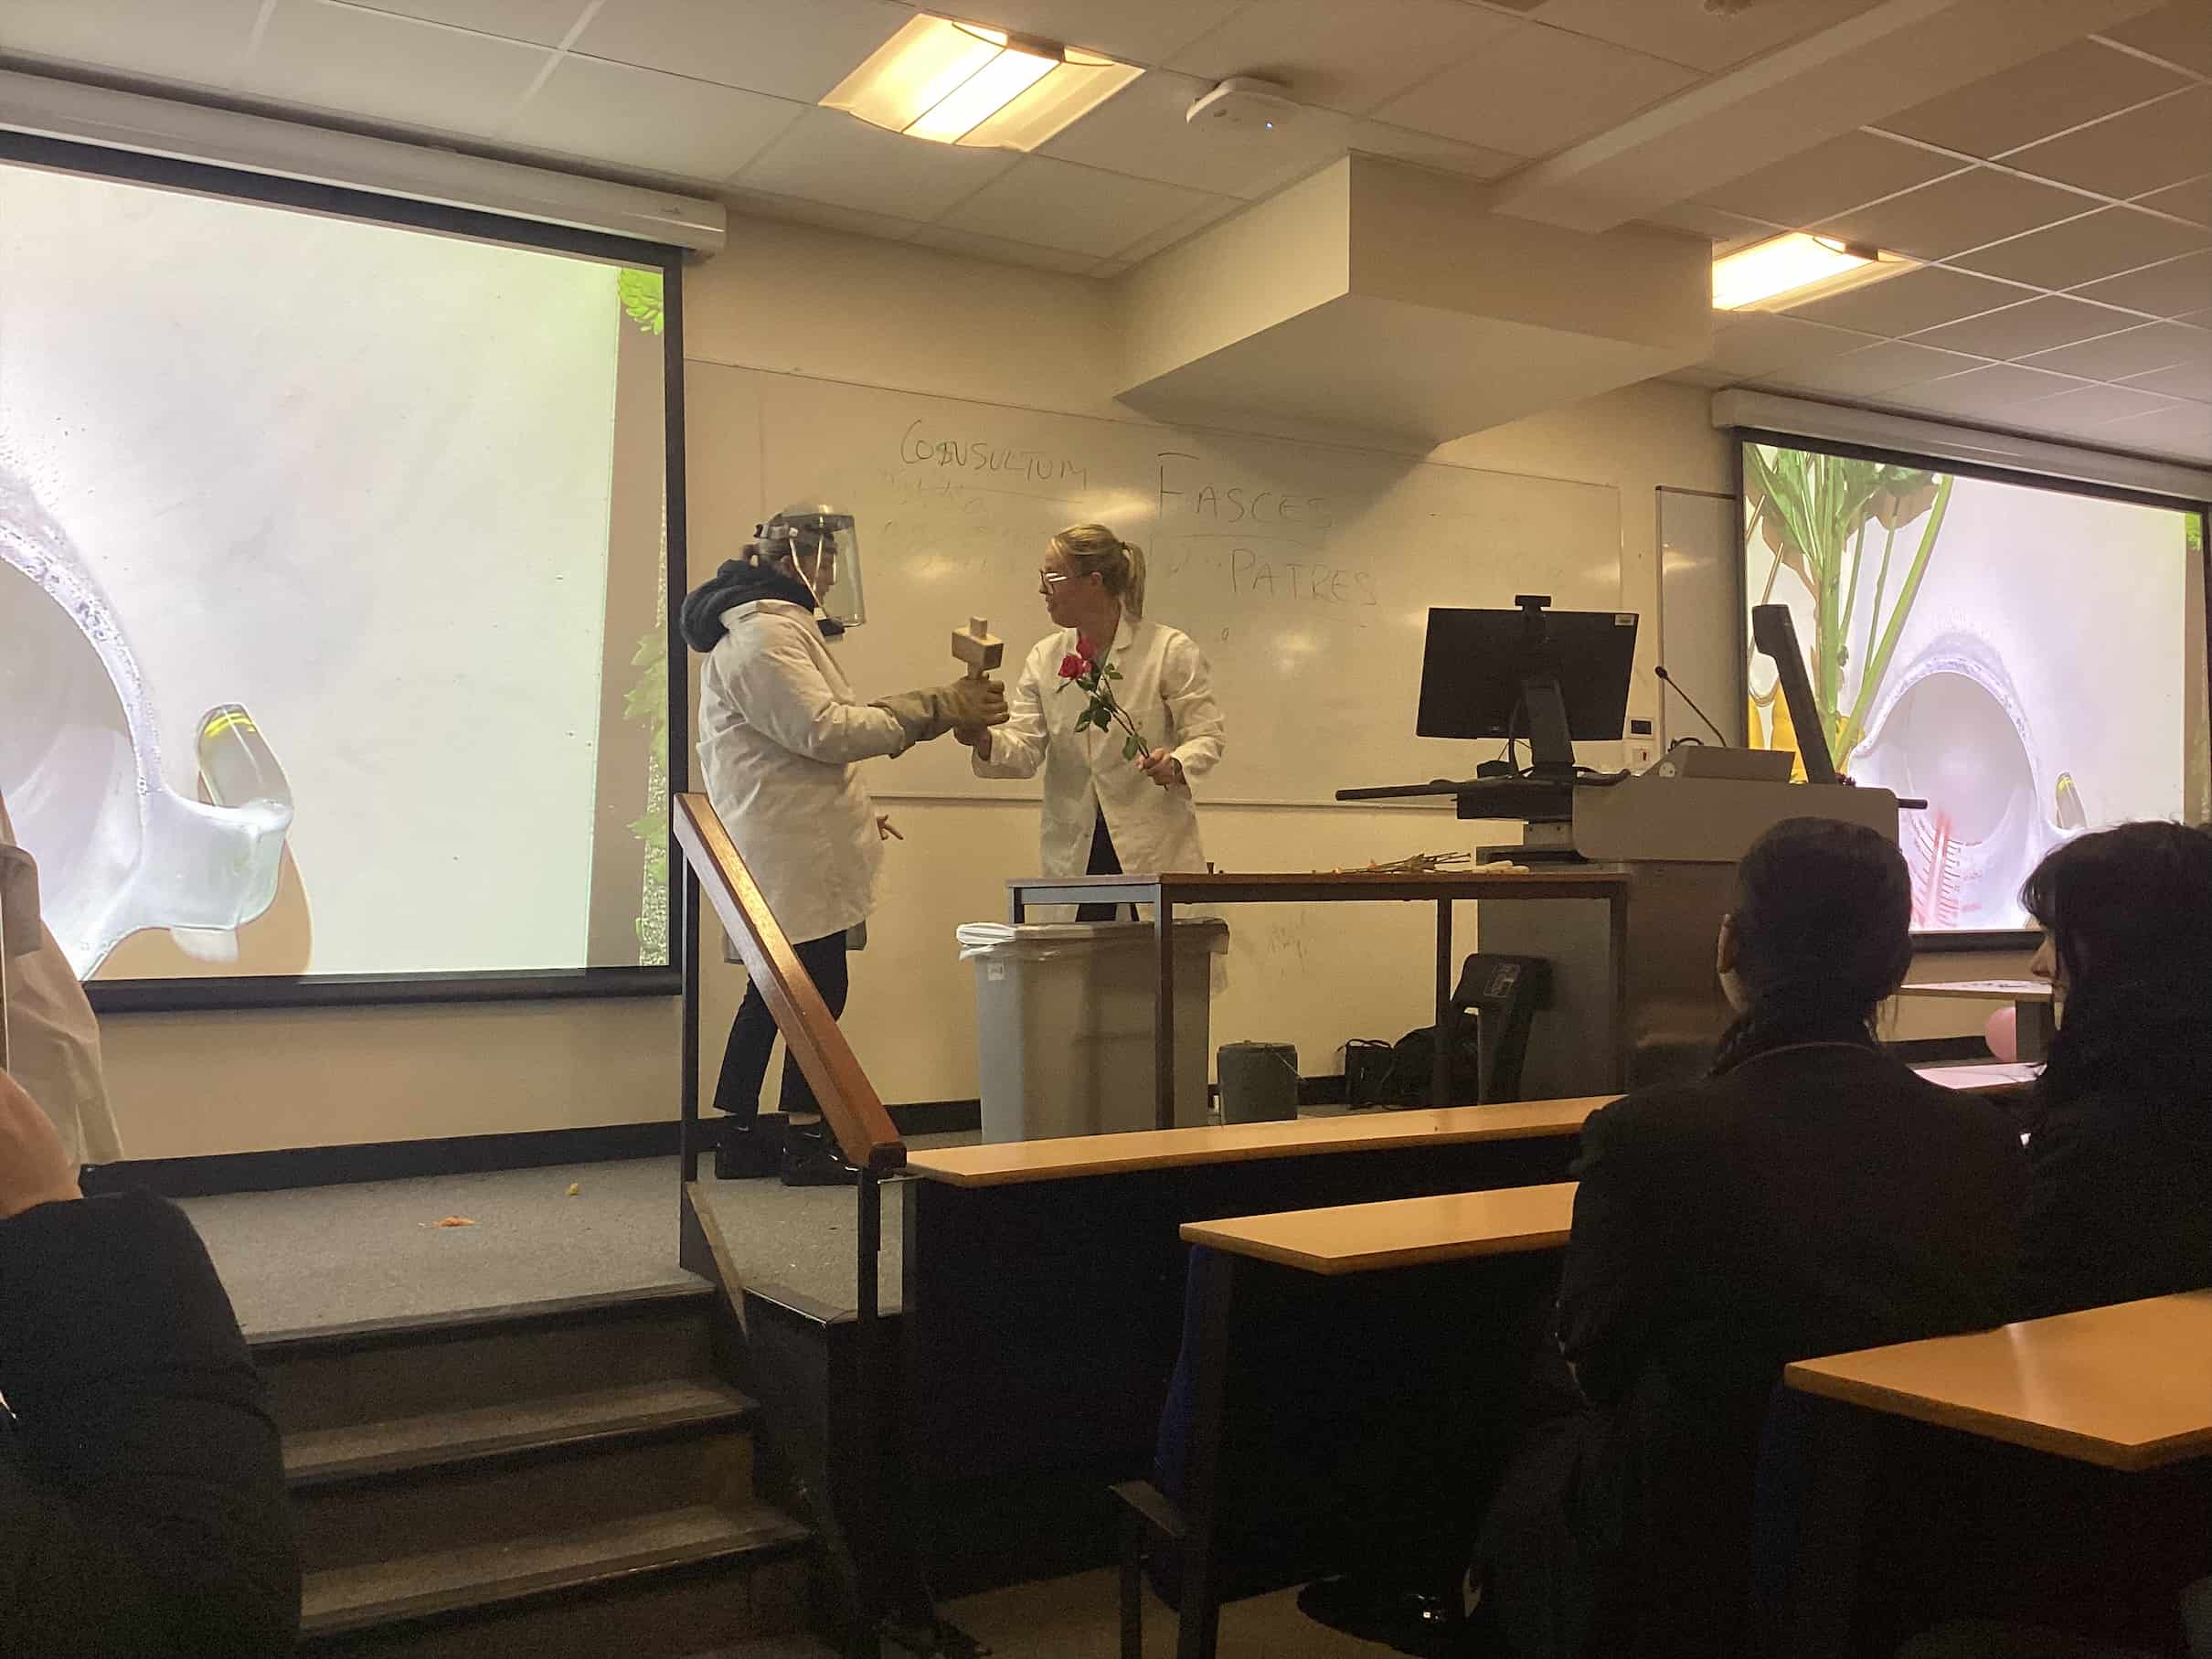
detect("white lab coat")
[696,600,915,946]
[0,795,123,1167]
[975,615,1226,878]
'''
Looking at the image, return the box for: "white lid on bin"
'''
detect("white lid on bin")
[956,919,1229,959]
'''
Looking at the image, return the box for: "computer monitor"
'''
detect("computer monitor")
[1417,599,1637,773]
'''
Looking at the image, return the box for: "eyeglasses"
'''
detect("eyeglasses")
[1037,570,1070,594]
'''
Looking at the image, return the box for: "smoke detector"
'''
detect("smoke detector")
[1186,78,1302,135]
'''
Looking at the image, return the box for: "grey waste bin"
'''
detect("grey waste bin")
[957,920,1228,1143]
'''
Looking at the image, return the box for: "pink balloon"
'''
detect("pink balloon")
[1984,1005,2018,1064]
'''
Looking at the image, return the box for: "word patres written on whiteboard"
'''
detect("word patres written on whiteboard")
[1156,450,1377,609]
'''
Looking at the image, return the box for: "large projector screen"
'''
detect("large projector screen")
[0,146,678,1004]
[1739,433,2209,938]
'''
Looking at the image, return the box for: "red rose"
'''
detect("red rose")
[1076,635,1099,662]
[1058,654,1086,680]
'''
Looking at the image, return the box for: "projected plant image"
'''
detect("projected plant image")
[1743,444,1951,767]
[619,269,671,967]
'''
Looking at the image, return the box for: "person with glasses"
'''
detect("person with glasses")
[958,524,1225,919]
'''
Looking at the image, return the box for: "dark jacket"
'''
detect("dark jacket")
[2014,1047,2212,1321]
[1483,1041,2027,1658]
[680,559,824,651]
[0,1192,298,1655]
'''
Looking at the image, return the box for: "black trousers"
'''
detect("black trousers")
[714,930,850,1124]
[1078,812,1122,923]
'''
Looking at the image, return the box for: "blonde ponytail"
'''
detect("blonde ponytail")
[1051,523,1145,619]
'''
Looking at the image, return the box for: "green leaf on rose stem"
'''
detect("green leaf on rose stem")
[1122,732,1141,761]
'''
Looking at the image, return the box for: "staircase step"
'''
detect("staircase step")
[257,1284,718,1434]
[286,1379,756,1487]
[301,1503,811,1654]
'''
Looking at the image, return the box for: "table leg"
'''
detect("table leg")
[2016,997,2056,1064]
[1010,887,1027,924]
[1176,1248,1236,1659]
[1434,899,1454,1111]
[1608,892,1631,1091]
[1157,897,1177,1132]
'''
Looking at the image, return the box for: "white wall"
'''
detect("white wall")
[97,214,1998,1160]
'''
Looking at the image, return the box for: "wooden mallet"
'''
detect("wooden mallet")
[952,616,1003,681]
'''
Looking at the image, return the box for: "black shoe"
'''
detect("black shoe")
[712,1122,779,1180]
[1296,1576,1466,1659]
[779,1125,859,1187]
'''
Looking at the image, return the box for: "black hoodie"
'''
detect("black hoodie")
[679,559,839,652]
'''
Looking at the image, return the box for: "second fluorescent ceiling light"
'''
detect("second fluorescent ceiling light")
[1713,233,1893,311]
[823,15,1142,150]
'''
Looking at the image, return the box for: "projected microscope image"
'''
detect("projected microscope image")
[1,463,299,978]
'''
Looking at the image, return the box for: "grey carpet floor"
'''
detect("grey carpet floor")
[186,1132,983,1337]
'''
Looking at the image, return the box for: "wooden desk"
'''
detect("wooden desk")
[900,1101,1596,1592]
[1007,868,1632,1127]
[1182,1182,1577,1275]
[1898,979,2057,1062]
[904,1098,1607,1187]
[1787,1291,2212,1473]
[1138,1185,1579,1658]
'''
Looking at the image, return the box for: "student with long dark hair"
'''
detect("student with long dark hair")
[2015,821,2212,1320]
[1470,818,2026,1659]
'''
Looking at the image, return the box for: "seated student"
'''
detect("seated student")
[0,1066,298,1654]
[1473,817,2027,1659]
[2013,821,2212,1320]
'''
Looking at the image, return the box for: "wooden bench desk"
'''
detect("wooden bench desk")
[1772,1292,2212,1654]
[1129,1185,1579,1659]
[1787,1291,2212,1473]
[899,1103,1600,1593]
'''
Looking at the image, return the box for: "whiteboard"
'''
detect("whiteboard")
[706,368,1622,805]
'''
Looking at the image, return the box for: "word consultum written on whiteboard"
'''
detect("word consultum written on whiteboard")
[899,419,1089,490]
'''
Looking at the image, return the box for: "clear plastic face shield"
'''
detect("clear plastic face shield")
[2,466,294,978]
[759,506,865,630]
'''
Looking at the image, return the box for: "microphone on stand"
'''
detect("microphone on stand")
[1654,665,1732,748]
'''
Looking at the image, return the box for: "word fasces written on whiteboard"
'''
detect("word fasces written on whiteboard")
[1158,450,1333,531]
[1154,449,1374,608]
[900,418,1090,491]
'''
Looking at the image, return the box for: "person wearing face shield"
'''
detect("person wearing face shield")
[683,506,1008,1186]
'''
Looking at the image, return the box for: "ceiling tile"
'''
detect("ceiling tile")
[1703,313,1880,378]
[1694,130,1966,229]
[905,224,1106,274]
[1814,167,2098,261]
[721,186,926,242]
[1951,206,2207,290]
[2119,360,2212,400]
[1345,120,1526,180]
[1170,0,1522,115]
[1478,0,1885,73]
[1771,339,1990,397]
[941,0,1250,64]
[1041,69,1352,200]
[2012,381,2184,430]
[0,0,262,85]
[242,0,549,136]
[502,57,804,181]
[2134,175,2211,229]
[937,155,1222,257]
[1635,202,1788,255]
[1896,362,2094,418]
[2017,321,2212,381]
[735,106,1019,220]
[1094,259,1133,279]
[1873,39,2186,161]
[2097,1,2212,77]
[1911,294,2142,358]
[1374,25,1698,159]
[572,0,909,102]
[1109,195,1246,264]
[2072,250,2212,317]
[2005,88,2212,200]
[2093,400,2212,462]
[1786,264,2025,335]
[339,0,590,47]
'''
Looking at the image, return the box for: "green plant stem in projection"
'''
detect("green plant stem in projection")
[1745,444,1955,767]
[619,269,671,965]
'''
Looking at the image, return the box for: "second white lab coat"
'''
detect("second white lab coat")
[0,794,123,1168]
[974,615,1226,878]
[696,600,915,946]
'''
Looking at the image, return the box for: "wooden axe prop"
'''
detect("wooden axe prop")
[951,617,1003,680]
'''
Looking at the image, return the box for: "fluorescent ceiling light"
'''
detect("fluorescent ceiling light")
[1712,233,1882,311]
[824,15,1142,151]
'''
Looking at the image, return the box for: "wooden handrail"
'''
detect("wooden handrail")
[673,792,905,1175]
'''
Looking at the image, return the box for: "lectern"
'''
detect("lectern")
[1478,774,1899,1095]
